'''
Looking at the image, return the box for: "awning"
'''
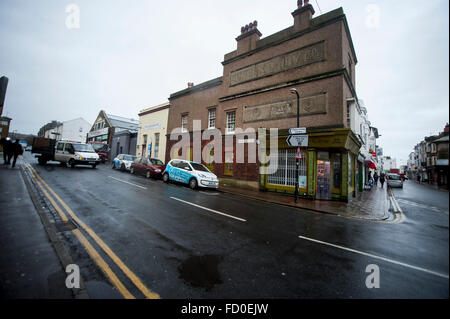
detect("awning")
[368,162,377,169]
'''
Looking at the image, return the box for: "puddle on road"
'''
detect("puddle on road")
[178,255,223,290]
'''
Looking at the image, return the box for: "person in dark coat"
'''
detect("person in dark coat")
[11,140,23,168]
[373,171,379,186]
[0,138,12,164]
[380,172,386,188]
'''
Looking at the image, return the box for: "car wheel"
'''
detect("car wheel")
[163,173,169,183]
[69,159,75,168]
[92,164,97,169]
[189,178,198,190]
[130,167,134,174]
[146,170,151,179]
[121,164,126,172]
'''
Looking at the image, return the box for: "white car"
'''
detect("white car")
[386,173,403,188]
[162,159,219,189]
[54,141,100,168]
[112,154,136,171]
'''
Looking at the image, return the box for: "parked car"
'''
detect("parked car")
[386,173,403,188]
[112,154,136,171]
[130,157,166,179]
[162,159,219,189]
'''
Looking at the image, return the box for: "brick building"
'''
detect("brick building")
[166,1,362,202]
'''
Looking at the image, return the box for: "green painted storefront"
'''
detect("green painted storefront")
[260,128,361,202]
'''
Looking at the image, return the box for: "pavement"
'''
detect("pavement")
[219,183,391,221]
[0,157,74,298]
[0,151,448,299]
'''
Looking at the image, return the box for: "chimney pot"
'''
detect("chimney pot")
[297,0,303,8]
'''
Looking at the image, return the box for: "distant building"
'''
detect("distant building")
[41,117,91,142]
[381,156,397,172]
[136,102,170,161]
[88,110,138,161]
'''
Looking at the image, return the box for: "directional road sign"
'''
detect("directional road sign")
[286,134,309,147]
[289,127,306,135]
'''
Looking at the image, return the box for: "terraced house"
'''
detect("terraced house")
[166,1,363,202]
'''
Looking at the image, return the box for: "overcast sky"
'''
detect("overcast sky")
[1,0,448,165]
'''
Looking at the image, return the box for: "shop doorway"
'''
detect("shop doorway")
[317,160,331,200]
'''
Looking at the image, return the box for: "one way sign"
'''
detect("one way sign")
[286,135,309,147]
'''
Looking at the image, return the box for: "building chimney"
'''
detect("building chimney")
[187,82,194,88]
[236,20,262,55]
[292,0,315,32]
[444,123,449,133]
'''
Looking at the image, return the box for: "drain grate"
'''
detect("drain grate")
[54,220,78,233]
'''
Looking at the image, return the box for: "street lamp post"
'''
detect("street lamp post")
[290,88,300,203]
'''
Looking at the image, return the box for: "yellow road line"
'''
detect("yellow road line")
[26,163,160,299]
[24,164,135,299]
[26,166,69,223]
[72,229,135,299]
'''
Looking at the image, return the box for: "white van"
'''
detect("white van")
[54,141,100,168]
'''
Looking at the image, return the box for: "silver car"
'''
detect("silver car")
[387,173,403,188]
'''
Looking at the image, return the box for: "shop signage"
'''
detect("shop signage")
[88,127,108,138]
[286,134,309,147]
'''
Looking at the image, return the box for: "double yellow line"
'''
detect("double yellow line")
[23,163,160,299]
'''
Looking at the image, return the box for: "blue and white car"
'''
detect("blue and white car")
[162,159,219,189]
[112,154,137,172]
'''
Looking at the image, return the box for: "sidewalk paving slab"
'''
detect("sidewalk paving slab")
[219,183,391,221]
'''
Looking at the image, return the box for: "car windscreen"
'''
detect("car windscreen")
[149,159,164,166]
[388,175,401,180]
[123,155,136,161]
[191,163,209,172]
[73,144,96,153]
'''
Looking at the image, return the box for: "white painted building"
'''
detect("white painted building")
[43,117,91,142]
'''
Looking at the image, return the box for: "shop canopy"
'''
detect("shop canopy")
[368,162,377,169]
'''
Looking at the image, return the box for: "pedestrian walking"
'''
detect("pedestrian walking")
[0,138,12,165]
[11,140,23,168]
[380,172,386,188]
[374,171,379,186]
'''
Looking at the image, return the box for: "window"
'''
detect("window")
[57,143,64,151]
[149,158,164,166]
[226,111,236,134]
[208,108,216,129]
[267,149,307,187]
[154,133,160,159]
[181,115,188,133]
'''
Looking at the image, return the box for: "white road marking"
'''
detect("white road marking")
[298,235,449,280]
[170,197,246,222]
[108,176,147,189]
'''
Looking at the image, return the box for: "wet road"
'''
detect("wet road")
[19,152,449,298]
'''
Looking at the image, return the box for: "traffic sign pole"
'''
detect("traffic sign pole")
[290,88,300,204]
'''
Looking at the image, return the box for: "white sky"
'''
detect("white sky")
[1,0,449,165]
